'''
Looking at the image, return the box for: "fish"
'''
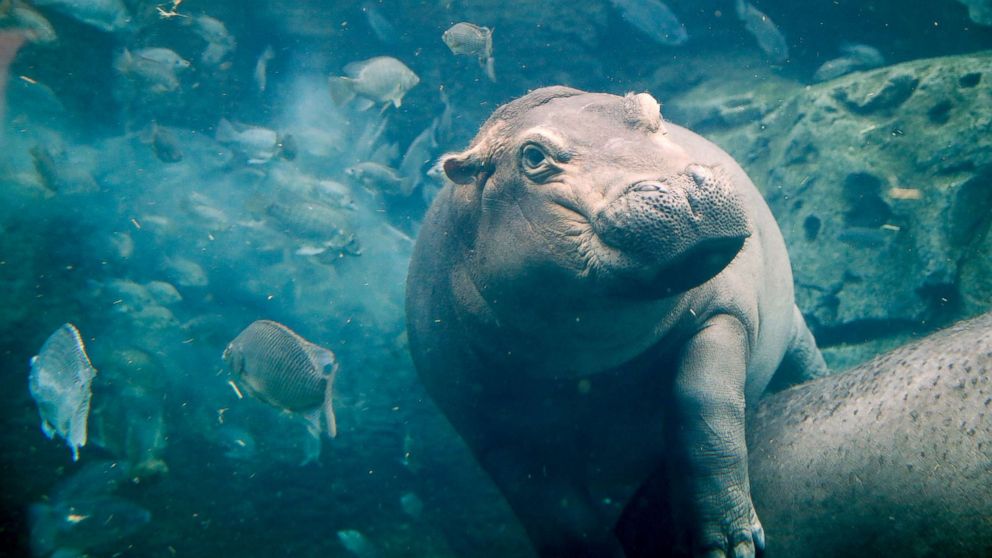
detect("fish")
[134,47,190,72]
[609,0,688,46]
[337,529,378,558]
[30,145,99,194]
[399,492,423,518]
[223,320,340,438]
[442,22,496,82]
[215,118,287,164]
[346,161,412,197]
[51,460,129,501]
[266,197,350,240]
[328,56,419,111]
[254,45,274,92]
[29,496,151,557]
[30,0,129,32]
[362,2,396,44]
[139,121,183,163]
[840,43,885,68]
[2,3,57,44]
[735,0,788,63]
[113,48,182,93]
[190,14,235,66]
[28,323,97,461]
[812,56,860,83]
[163,256,208,287]
[813,43,885,82]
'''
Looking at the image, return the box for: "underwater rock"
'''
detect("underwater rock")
[681,52,992,367]
[832,72,919,114]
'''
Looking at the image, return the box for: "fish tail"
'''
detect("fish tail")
[734,0,748,19]
[321,351,339,438]
[327,76,356,106]
[215,117,237,143]
[112,47,133,74]
[484,56,496,83]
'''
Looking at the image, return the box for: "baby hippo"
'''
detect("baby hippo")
[406,87,827,557]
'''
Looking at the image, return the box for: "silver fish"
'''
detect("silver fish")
[442,22,495,82]
[813,44,885,83]
[133,47,190,71]
[30,145,99,194]
[266,198,349,240]
[328,56,419,110]
[140,121,183,163]
[113,48,181,93]
[30,0,129,32]
[346,161,411,197]
[362,1,396,44]
[840,43,884,67]
[30,496,150,557]
[215,118,280,164]
[337,529,378,558]
[28,323,97,461]
[735,0,788,63]
[223,320,339,438]
[610,0,688,46]
[190,15,235,66]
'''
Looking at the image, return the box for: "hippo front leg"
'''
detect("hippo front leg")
[672,314,764,558]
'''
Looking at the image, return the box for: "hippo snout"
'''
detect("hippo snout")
[592,163,750,294]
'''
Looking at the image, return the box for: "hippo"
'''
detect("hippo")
[619,311,992,557]
[406,86,827,557]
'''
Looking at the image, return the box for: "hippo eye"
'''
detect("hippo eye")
[522,144,547,167]
[520,143,558,180]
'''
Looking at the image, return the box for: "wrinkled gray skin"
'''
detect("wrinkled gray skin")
[406,87,827,557]
[748,312,992,557]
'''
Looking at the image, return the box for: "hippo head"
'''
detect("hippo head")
[442,86,750,301]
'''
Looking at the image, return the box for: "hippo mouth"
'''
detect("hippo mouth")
[585,164,751,298]
[640,234,746,296]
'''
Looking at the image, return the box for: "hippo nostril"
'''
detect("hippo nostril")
[631,181,668,193]
[687,164,712,186]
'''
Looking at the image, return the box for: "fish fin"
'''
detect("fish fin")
[112,47,132,74]
[323,378,338,439]
[484,56,496,82]
[399,177,415,197]
[351,97,374,112]
[68,395,90,462]
[391,96,402,109]
[299,428,321,465]
[215,118,237,143]
[302,408,322,438]
[327,76,355,106]
[312,348,339,439]
[137,121,157,144]
[40,419,55,439]
[295,244,328,256]
[734,0,748,19]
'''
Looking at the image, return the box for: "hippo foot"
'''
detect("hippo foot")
[696,502,764,558]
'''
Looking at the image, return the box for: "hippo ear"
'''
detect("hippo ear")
[442,150,482,185]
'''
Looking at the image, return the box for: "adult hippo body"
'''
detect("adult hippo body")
[406,87,827,557]
[620,312,992,557]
